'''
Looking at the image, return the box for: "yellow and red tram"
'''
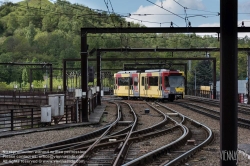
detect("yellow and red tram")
[114,69,185,101]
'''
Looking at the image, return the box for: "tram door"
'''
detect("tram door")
[144,76,148,96]
[132,74,139,97]
[158,76,162,96]
[129,77,133,96]
[129,74,139,96]
[114,77,117,95]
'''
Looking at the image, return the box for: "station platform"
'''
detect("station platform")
[0,105,106,138]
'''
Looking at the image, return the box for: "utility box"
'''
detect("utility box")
[75,89,82,98]
[48,94,65,116]
[56,94,65,116]
[41,105,51,122]
[145,108,150,114]
[48,95,59,116]
[91,87,96,94]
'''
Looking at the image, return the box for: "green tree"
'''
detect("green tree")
[42,13,59,32]
[190,60,213,89]
[22,68,28,86]
[25,22,36,45]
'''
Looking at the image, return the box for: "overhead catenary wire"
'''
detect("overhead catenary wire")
[5,0,247,28]
[173,0,189,27]
[15,5,179,27]
[4,0,249,38]
[146,0,185,20]
[13,1,220,28]
[125,16,173,27]
[104,0,116,28]
[131,13,219,16]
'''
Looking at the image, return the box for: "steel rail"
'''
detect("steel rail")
[122,124,188,166]
[0,125,184,166]
[0,125,111,159]
[1,101,185,166]
[71,125,182,152]
[122,104,189,166]
[67,100,170,146]
[122,102,213,165]
[157,103,214,166]
[177,101,250,128]
[1,102,121,166]
[1,100,170,164]
[70,101,122,165]
[112,101,138,166]
[185,95,250,115]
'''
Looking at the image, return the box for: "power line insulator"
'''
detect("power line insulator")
[241,21,245,27]
[170,22,173,27]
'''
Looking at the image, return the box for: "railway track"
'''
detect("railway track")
[0,101,121,165]
[1,101,138,165]
[77,101,138,165]
[0,100,214,166]
[185,95,250,115]
[122,103,213,166]
[176,98,250,129]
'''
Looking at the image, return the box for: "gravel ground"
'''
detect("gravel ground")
[129,102,164,130]
[120,102,135,122]
[126,128,183,160]
[0,125,103,151]
[101,101,118,123]
[164,100,250,166]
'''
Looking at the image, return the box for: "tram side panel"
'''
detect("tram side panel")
[114,73,140,98]
[139,72,162,99]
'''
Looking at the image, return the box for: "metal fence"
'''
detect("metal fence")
[0,106,74,132]
[187,89,247,103]
[0,88,99,131]
[0,90,75,105]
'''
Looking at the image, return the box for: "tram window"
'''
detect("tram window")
[149,77,158,86]
[118,77,129,86]
[169,76,184,87]
[142,77,144,86]
[164,77,170,87]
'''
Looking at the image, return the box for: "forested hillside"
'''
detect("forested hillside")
[0,0,249,89]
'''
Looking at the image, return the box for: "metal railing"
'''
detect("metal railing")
[187,89,247,103]
[0,106,74,132]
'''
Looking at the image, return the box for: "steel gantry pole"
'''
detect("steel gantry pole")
[49,65,53,92]
[81,31,89,122]
[97,51,101,105]
[213,59,216,99]
[248,52,250,104]
[220,0,238,165]
[63,60,67,92]
[184,63,187,95]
